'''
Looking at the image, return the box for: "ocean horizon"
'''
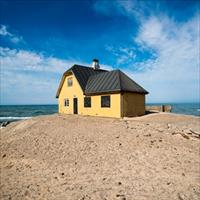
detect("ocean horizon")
[0,102,199,123]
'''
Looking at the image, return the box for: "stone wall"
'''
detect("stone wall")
[145,105,172,113]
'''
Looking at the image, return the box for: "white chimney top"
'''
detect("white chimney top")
[92,59,100,70]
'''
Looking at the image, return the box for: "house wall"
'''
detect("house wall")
[122,92,145,117]
[58,74,121,118]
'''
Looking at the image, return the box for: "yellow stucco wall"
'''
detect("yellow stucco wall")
[58,73,121,118]
[122,92,145,117]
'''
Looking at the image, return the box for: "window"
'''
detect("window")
[101,96,110,107]
[64,99,69,107]
[84,97,91,107]
[67,78,73,87]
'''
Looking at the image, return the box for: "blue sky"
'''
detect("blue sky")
[0,0,199,104]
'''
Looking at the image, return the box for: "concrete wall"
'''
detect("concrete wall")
[58,73,121,118]
[122,92,145,117]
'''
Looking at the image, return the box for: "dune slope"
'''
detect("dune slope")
[0,113,200,200]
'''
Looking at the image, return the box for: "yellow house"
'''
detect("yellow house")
[56,59,148,118]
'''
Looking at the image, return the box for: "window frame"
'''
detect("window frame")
[84,97,91,108]
[67,78,73,87]
[101,95,110,108]
[64,98,69,107]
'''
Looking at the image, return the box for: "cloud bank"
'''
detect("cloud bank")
[0,47,77,104]
[132,14,199,102]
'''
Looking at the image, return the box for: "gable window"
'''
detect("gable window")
[67,78,73,87]
[84,97,91,107]
[64,99,69,107]
[101,96,110,107]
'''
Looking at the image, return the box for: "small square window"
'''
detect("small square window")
[84,97,91,107]
[64,99,69,107]
[67,78,73,87]
[101,96,110,107]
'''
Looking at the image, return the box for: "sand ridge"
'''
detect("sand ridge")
[0,113,200,200]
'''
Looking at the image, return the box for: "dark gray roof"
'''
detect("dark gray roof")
[71,65,107,91]
[56,65,148,98]
[85,70,148,95]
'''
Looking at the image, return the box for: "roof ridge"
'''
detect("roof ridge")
[73,64,109,72]
[73,64,92,69]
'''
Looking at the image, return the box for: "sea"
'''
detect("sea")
[0,103,199,123]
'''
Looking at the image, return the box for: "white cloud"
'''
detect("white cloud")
[127,14,200,102]
[0,25,24,44]
[93,0,148,19]
[106,45,136,65]
[0,47,82,104]
[0,25,12,36]
[0,47,75,73]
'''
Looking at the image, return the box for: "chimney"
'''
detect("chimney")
[92,59,100,70]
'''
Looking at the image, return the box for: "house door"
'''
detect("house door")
[73,98,78,114]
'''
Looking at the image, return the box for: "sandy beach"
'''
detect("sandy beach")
[0,113,200,200]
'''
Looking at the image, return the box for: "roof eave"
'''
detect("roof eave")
[84,89,149,96]
[121,90,149,95]
[84,89,121,96]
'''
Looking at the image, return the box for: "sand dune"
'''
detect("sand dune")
[0,113,200,200]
